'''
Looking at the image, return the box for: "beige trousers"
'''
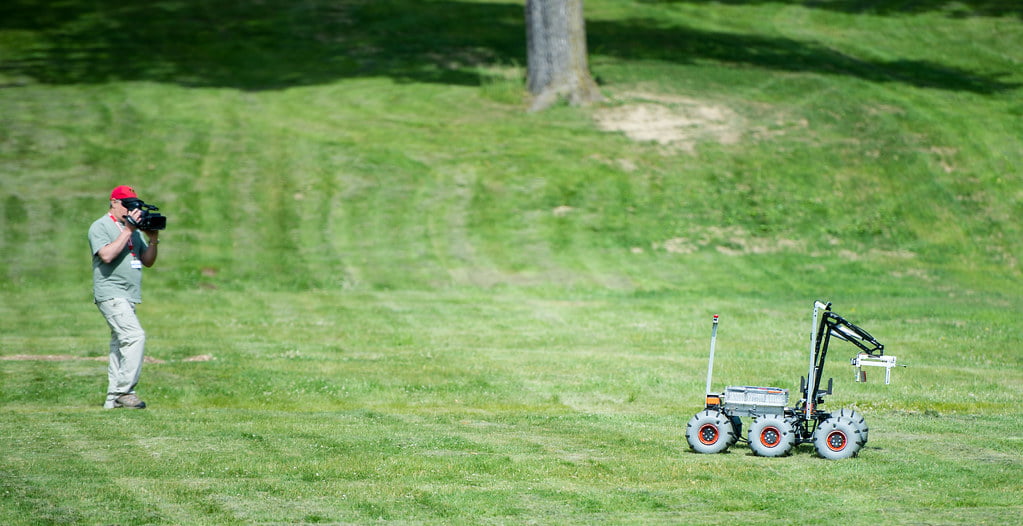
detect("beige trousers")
[97,298,146,403]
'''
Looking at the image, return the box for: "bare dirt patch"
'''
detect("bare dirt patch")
[593,92,744,152]
[1,354,213,364]
[650,226,804,256]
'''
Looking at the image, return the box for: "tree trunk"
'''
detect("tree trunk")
[525,0,604,112]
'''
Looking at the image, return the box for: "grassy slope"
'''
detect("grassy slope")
[1,0,1021,524]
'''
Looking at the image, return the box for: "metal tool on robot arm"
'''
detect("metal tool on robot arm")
[819,307,904,385]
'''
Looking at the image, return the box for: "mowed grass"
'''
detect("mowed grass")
[2,289,1022,524]
[2,287,1021,524]
[1,0,1022,524]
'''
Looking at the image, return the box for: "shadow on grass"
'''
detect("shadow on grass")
[0,0,1017,94]
[640,0,1023,19]
[587,18,1020,94]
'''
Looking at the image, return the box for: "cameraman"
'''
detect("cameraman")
[88,185,160,409]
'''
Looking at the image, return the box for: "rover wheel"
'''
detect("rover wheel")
[748,414,796,457]
[813,416,863,459]
[833,408,868,445]
[685,410,735,454]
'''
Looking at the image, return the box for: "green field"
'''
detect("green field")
[1,0,1021,524]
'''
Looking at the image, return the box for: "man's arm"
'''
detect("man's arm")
[140,231,159,267]
[96,209,143,264]
[96,228,135,264]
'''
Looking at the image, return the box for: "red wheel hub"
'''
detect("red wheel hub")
[826,430,848,451]
[760,427,781,447]
[698,424,720,445]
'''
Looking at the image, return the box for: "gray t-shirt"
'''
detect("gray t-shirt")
[89,214,148,304]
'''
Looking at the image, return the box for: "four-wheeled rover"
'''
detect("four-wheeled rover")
[685,301,900,459]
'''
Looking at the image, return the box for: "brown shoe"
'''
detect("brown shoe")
[113,393,147,409]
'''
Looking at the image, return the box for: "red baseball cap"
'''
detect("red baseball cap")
[110,185,138,200]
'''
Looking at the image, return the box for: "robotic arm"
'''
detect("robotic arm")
[827,310,901,384]
[825,311,884,356]
[803,302,899,417]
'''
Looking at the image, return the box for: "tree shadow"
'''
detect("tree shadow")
[639,0,1023,19]
[0,0,527,89]
[0,0,1016,94]
[587,18,1020,94]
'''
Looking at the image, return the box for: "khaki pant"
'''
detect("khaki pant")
[97,298,146,403]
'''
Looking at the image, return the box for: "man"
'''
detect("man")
[88,185,160,409]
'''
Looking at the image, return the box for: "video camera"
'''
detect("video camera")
[122,198,167,231]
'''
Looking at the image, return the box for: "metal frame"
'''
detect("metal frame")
[792,301,886,442]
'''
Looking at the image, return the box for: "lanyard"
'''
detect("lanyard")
[109,214,135,256]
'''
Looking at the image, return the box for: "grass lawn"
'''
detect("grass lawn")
[1,0,1021,524]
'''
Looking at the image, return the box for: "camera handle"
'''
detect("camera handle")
[123,215,141,228]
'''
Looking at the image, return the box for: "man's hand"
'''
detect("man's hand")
[123,208,143,231]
